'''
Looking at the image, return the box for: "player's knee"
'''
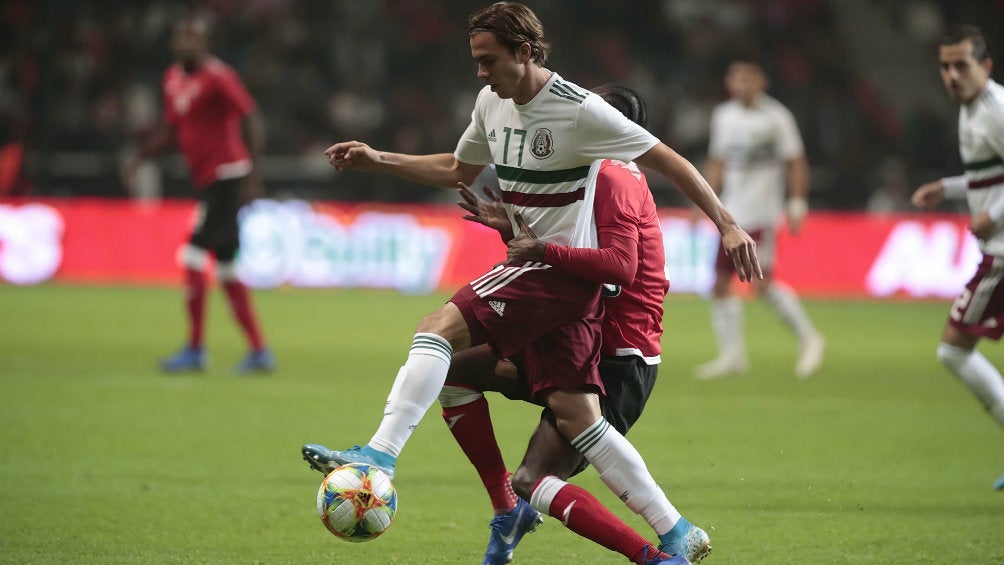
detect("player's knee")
[510,466,540,501]
[217,260,239,282]
[936,342,970,368]
[180,244,210,272]
[415,304,469,348]
[437,385,483,408]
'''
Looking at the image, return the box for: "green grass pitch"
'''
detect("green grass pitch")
[1,284,1001,564]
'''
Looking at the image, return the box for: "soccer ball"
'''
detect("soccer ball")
[316,463,397,542]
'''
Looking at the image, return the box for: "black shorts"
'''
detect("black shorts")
[189,177,243,262]
[508,353,658,436]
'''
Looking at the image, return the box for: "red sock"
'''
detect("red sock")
[442,396,517,513]
[222,280,264,351]
[184,268,207,349]
[539,479,666,565]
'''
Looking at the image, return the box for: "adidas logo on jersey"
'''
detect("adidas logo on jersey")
[487,129,497,142]
[489,300,506,317]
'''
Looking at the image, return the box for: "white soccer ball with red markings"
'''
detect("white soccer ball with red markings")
[316,463,397,542]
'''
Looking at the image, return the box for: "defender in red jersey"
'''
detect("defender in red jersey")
[124,14,273,375]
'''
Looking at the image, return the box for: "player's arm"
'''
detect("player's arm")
[507,213,637,285]
[786,155,810,234]
[636,142,761,282]
[324,142,484,189]
[122,120,176,184]
[241,108,266,202]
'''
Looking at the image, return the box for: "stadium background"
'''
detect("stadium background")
[2,0,1002,295]
[0,0,1001,207]
[2,2,1004,564]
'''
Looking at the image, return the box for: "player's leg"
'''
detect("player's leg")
[304,264,600,479]
[938,325,1004,426]
[542,390,711,562]
[515,416,679,565]
[440,348,545,565]
[160,195,212,372]
[695,246,748,379]
[303,301,471,478]
[199,177,274,374]
[934,255,1004,489]
[440,345,520,516]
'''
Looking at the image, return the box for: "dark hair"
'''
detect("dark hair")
[469,2,550,65]
[940,24,991,61]
[592,84,647,128]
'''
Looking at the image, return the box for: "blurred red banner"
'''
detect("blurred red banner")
[0,198,978,299]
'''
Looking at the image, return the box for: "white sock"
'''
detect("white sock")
[763,282,817,341]
[570,418,681,535]
[368,333,453,457]
[711,296,745,358]
[528,475,566,516]
[937,343,1004,428]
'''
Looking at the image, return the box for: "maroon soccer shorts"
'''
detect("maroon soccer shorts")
[450,261,604,398]
[948,254,1004,341]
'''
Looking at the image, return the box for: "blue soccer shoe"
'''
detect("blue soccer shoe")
[302,444,396,479]
[236,348,276,375]
[159,346,206,373]
[482,497,544,565]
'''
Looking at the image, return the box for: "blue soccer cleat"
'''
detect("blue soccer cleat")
[482,497,544,565]
[236,348,276,375]
[302,444,396,479]
[159,346,206,373]
[658,518,711,564]
[994,470,1004,491]
[640,544,691,565]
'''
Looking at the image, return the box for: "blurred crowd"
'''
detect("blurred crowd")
[0,0,1001,208]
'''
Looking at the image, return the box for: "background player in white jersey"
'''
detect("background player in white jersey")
[910,24,1004,491]
[695,59,825,380]
[303,4,759,563]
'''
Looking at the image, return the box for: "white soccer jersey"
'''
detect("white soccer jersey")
[454,72,659,247]
[708,93,804,230]
[952,79,1004,256]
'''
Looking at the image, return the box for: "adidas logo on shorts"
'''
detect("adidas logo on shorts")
[488,300,506,317]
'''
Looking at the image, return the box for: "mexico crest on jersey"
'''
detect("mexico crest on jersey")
[530,128,555,159]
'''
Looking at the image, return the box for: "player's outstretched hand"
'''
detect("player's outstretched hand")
[911,181,945,211]
[457,183,512,238]
[507,213,545,264]
[324,141,380,172]
[721,225,762,283]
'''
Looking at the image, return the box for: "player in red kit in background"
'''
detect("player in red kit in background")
[124,13,274,375]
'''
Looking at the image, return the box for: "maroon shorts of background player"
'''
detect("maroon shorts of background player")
[714,228,776,275]
[450,262,605,398]
[948,254,1004,341]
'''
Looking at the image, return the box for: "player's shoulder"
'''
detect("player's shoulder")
[598,159,645,189]
[980,80,1004,118]
[163,63,182,81]
[758,94,794,116]
[546,75,592,106]
[712,98,742,116]
[203,57,237,76]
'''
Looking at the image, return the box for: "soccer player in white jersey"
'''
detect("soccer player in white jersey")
[302,4,760,563]
[441,85,710,565]
[910,24,1004,491]
[694,59,825,380]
